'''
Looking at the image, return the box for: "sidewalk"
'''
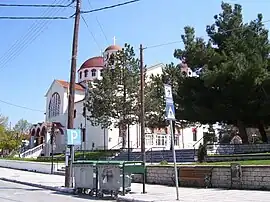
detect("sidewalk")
[1,167,270,202]
[0,167,73,193]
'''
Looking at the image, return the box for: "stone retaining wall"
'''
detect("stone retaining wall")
[207,144,270,155]
[205,154,270,162]
[133,165,270,190]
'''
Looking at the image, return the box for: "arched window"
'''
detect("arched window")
[91,69,97,77]
[100,69,104,77]
[48,93,61,118]
[79,71,82,79]
[84,69,89,77]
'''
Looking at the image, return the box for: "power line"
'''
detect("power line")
[87,0,109,44]
[0,0,67,70]
[0,99,44,113]
[0,0,140,70]
[0,16,73,20]
[144,40,182,50]
[81,14,102,51]
[0,0,140,20]
[144,19,270,50]
[0,1,75,8]
[81,0,140,14]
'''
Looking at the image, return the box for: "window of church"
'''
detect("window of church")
[100,69,103,77]
[91,69,97,77]
[84,69,88,77]
[48,92,61,118]
[79,71,82,79]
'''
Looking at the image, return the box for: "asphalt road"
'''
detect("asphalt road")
[0,180,115,202]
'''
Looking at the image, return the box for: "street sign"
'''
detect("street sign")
[66,129,82,145]
[164,84,173,100]
[163,83,179,200]
[165,103,176,120]
[164,84,176,121]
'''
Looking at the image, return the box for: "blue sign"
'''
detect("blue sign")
[165,102,176,121]
[66,129,82,145]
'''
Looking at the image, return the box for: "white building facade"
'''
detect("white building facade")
[28,44,208,156]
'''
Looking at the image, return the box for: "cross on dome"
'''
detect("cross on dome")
[113,36,116,45]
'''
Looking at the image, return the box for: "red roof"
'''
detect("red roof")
[78,56,104,71]
[56,80,85,91]
[105,45,122,52]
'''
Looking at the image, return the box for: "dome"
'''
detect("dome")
[78,56,104,71]
[105,45,122,52]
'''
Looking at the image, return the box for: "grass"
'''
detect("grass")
[0,150,119,163]
[195,159,270,166]
[208,152,270,157]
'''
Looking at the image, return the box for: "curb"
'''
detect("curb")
[0,178,75,194]
[117,196,153,202]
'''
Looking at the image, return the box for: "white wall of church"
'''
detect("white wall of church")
[78,67,103,83]
[74,101,110,150]
[145,63,164,82]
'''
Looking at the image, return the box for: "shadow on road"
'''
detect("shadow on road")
[0,187,40,191]
[51,191,116,201]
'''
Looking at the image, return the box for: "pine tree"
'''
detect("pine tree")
[85,44,140,148]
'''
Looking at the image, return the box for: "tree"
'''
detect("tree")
[0,114,8,127]
[145,63,186,129]
[13,119,32,135]
[85,44,140,148]
[0,130,22,154]
[174,2,270,143]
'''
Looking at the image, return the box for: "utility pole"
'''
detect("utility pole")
[50,123,55,174]
[139,44,146,194]
[65,0,81,188]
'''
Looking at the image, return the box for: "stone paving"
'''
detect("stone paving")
[119,184,270,202]
[0,167,270,201]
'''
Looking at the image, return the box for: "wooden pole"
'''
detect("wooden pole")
[65,0,81,188]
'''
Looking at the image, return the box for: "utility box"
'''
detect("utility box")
[230,163,242,189]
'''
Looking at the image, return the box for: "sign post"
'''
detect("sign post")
[66,129,82,187]
[164,84,179,200]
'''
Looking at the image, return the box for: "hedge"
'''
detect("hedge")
[36,150,118,162]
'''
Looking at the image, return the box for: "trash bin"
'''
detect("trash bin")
[73,161,97,195]
[95,161,146,198]
[120,172,132,192]
[97,162,121,197]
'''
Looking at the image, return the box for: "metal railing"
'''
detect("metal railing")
[20,143,44,158]
[136,146,166,164]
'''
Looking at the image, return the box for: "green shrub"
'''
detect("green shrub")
[159,160,168,165]
[197,143,207,163]
[36,151,117,162]
[0,150,119,163]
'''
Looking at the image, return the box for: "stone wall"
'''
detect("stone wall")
[206,154,270,162]
[133,165,270,190]
[207,144,270,155]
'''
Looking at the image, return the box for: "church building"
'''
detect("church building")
[25,43,209,157]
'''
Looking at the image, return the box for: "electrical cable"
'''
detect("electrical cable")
[0,0,67,70]
[0,0,140,20]
[87,0,109,44]
[81,0,140,14]
[81,14,102,51]
[0,99,44,113]
[144,19,270,50]
[0,1,75,8]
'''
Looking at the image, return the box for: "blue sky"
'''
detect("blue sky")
[0,0,270,126]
